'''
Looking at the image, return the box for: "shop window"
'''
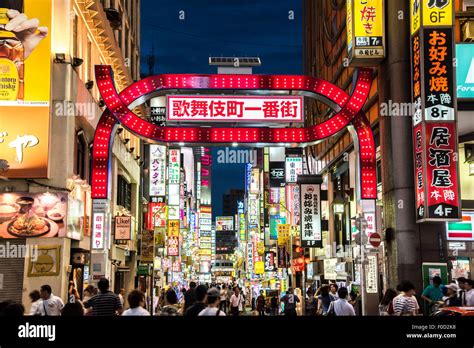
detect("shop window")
[117,175,132,211]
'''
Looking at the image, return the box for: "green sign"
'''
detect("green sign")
[137,264,150,276]
[269,215,286,240]
[421,262,448,290]
[456,44,474,99]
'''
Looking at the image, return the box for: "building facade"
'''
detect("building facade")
[0,0,141,310]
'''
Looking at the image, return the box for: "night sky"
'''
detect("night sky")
[140,0,302,216]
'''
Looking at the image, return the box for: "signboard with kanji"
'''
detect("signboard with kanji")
[168,149,181,185]
[168,219,180,237]
[285,157,303,183]
[149,145,166,196]
[410,0,461,222]
[347,0,385,66]
[167,235,179,256]
[278,224,290,246]
[300,184,322,248]
[167,95,303,123]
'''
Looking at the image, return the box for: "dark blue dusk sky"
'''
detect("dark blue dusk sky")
[140,0,302,216]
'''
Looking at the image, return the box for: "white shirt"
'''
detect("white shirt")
[220,289,227,301]
[198,307,226,316]
[29,300,41,316]
[36,294,64,316]
[465,289,474,306]
[122,306,150,316]
[229,294,244,310]
[119,294,124,307]
[332,299,355,316]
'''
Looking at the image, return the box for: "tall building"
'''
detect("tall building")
[222,189,245,217]
[0,0,141,309]
[302,0,473,313]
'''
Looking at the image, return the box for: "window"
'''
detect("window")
[72,12,78,58]
[76,131,87,180]
[117,175,132,211]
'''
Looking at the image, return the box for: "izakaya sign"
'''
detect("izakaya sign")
[167,95,303,122]
[410,0,461,222]
[300,181,322,248]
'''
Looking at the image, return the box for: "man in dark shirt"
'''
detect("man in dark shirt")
[84,278,123,316]
[183,282,197,313]
[185,285,208,316]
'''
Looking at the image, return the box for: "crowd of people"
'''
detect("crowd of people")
[378,277,474,316]
[0,276,472,317]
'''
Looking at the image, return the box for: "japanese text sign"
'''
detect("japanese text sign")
[300,184,322,248]
[167,95,303,122]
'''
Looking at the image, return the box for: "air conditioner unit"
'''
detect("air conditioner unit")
[462,21,474,42]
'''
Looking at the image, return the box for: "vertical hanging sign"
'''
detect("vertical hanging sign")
[346,0,385,66]
[298,175,323,248]
[410,0,461,222]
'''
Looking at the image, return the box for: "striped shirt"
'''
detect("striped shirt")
[392,294,418,316]
[84,291,122,316]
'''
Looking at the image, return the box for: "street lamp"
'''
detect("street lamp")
[332,194,345,214]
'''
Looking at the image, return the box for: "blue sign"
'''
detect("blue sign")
[456,44,474,99]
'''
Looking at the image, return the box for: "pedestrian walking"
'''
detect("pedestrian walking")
[378,288,397,316]
[185,285,208,316]
[316,285,334,316]
[256,290,266,316]
[118,288,125,308]
[229,286,245,316]
[329,283,339,299]
[219,284,228,313]
[35,284,64,316]
[270,295,279,316]
[464,279,474,306]
[83,278,123,316]
[183,282,197,313]
[328,287,355,316]
[421,276,444,315]
[227,285,234,314]
[198,288,226,316]
[392,281,419,316]
[280,287,300,316]
[159,289,180,316]
[456,277,468,306]
[122,290,150,316]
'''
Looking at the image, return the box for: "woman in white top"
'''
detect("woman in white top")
[122,290,150,316]
[28,290,41,316]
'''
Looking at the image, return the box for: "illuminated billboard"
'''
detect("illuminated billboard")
[0,0,52,178]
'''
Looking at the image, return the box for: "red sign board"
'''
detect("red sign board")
[146,202,166,230]
[167,95,303,123]
[167,236,179,256]
[425,123,459,219]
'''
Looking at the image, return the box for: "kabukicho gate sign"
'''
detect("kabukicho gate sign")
[91,65,377,206]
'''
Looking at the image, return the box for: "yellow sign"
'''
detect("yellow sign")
[257,241,265,256]
[168,220,180,237]
[254,261,264,275]
[198,249,211,256]
[353,0,384,39]
[0,0,52,178]
[278,224,290,246]
[411,0,421,35]
[422,0,452,27]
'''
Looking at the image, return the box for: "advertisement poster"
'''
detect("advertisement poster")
[0,192,67,238]
[269,161,285,187]
[145,202,166,230]
[0,0,52,178]
[167,235,179,256]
